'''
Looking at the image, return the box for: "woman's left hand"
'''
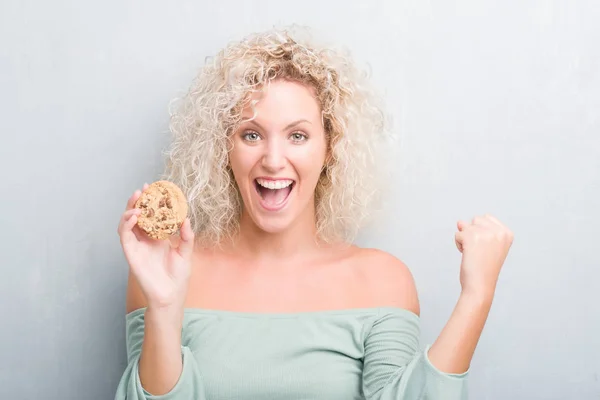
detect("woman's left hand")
[455,214,514,298]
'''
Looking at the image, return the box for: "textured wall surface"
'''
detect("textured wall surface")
[1,1,598,398]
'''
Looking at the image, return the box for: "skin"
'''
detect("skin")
[118,79,514,395]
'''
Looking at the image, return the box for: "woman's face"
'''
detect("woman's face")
[229,79,328,235]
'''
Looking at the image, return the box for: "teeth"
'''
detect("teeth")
[256,178,293,190]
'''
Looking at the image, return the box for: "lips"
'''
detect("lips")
[254,178,295,211]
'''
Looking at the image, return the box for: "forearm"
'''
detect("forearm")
[427,289,494,374]
[139,307,184,395]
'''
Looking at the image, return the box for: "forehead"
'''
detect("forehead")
[240,79,322,126]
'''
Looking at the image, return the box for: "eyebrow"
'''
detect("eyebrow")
[243,118,312,131]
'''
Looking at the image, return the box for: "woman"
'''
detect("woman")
[115,26,513,399]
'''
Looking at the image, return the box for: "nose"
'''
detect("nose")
[261,138,286,172]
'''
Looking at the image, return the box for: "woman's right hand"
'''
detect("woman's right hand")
[117,184,195,313]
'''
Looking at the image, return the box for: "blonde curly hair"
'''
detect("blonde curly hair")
[161,25,393,246]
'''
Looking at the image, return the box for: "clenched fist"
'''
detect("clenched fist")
[455,214,514,298]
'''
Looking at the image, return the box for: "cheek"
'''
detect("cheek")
[228,149,251,187]
[295,146,327,185]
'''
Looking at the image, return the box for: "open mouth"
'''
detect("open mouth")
[254,178,295,210]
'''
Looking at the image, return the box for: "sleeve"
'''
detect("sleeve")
[362,309,469,400]
[113,309,206,400]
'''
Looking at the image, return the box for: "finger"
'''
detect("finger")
[454,231,464,252]
[471,216,484,225]
[484,214,505,228]
[143,182,149,190]
[177,218,195,258]
[119,209,141,241]
[457,220,469,231]
[120,215,141,246]
[126,189,142,211]
[118,208,140,232]
[472,215,495,228]
[131,224,147,242]
[118,209,140,234]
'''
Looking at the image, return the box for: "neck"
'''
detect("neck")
[227,207,324,264]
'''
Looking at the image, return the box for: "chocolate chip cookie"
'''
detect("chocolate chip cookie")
[134,180,188,240]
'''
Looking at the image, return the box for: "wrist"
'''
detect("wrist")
[144,306,184,332]
[461,279,496,300]
[459,287,495,309]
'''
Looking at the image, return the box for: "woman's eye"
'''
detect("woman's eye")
[291,132,307,142]
[243,132,260,141]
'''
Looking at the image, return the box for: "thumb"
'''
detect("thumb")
[457,220,468,231]
[177,218,195,258]
[455,230,464,253]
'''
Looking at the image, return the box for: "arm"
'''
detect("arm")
[360,250,468,399]
[428,214,514,373]
[361,309,468,400]
[427,290,493,374]
[361,215,513,398]
[139,308,185,395]
[127,272,186,395]
[114,272,206,399]
[116,187,203,399]
[114,308,205,399]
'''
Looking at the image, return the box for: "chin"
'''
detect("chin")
[251,215,296,234]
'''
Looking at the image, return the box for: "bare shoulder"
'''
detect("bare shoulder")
[352,247,420,316]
